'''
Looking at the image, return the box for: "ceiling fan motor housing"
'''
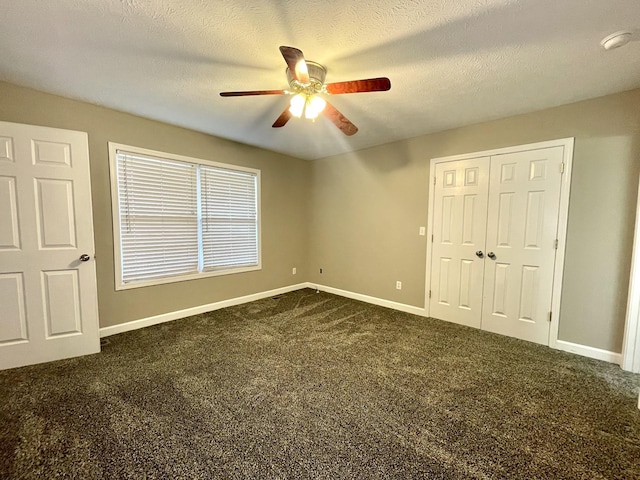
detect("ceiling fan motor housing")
[286,61,327,91]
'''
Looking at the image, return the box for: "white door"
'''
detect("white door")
[0,121,99,370]
[429,146,565,345]
[429,157,490,328]
[481,147,564,344]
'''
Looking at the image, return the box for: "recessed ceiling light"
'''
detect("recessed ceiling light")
[601,31,633,50]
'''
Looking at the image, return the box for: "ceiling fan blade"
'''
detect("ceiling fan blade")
[279,46,310,84]
[220,89,285,97]
[323,101,358,136]
[325,77,391,94]
[272,107,292,128]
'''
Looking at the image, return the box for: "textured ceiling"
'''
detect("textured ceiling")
[1,1,639,160]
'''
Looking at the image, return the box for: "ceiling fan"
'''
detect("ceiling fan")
[220,46,391,136]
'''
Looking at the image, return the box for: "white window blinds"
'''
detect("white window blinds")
[201,166,258,270]
[113,148,260,287]
[116,153,199,283]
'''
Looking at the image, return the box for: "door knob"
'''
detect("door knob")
[487,252,496,259]
[475,251,484,258]
[79,254,91,262]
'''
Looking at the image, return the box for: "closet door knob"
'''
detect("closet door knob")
[475,251,484,258]
[487,252,496,260]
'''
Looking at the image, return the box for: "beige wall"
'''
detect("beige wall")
[0,82,310,328]
[308,89,640,353]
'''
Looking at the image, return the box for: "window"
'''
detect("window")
[109,143,260,289]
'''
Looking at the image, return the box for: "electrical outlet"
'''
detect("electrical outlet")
[396,281,402,290]
[292,267,296,275]
[419,226,426,236]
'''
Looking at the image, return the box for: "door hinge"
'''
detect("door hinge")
[431,234,434,242]
[433,177,436,185]
[429,290,432,299]
[554,239,559,249]
[560,162,565,174]
[548,311,552,322]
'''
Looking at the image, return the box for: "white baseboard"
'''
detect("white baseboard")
[100,283,309,337]
[554,340,622,365]
[309,283,427,317]
[101,282,426,338]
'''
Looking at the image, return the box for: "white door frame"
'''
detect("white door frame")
[424,138,575,348]
[622,174,640,373]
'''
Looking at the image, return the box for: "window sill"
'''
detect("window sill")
[115,264,261,291]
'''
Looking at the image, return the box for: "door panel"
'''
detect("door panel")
[0,273,28,343]
[518,265,539,322]
[481,147,564,344]
[430,157,490,328]
[524,191,545,248]
[462,195,477,244]
[490,262,510,316]
[459,259,473,308]
[437,257,451,305]
[0,137,14,162]
[0,176,20,249]
[0,121,99,370]
[441,195,454,243]
[35,178,77,248]
[42,270,82,337]
[32,139,72,166]
[496,192,514,246]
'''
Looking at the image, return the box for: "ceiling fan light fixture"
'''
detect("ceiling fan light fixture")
[289,94,327,120]
[601,31,633,50]
[305,96,327,119]
[289,93,306,117]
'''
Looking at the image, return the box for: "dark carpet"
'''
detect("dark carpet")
[1,288,639,479]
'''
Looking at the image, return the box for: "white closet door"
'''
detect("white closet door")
[0,121,99,370]
[481,147,564,345]
[429,157,490,328]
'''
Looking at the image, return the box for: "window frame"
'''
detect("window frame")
[108,142,261,290]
